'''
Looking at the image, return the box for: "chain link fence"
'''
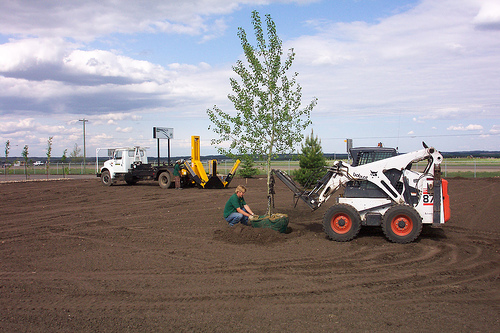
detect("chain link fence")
[2,159,499,179]
[1,162,94,176]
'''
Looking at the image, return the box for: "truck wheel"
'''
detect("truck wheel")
[382,205,422,243]
[323,204,361,242]
[101,170,112,186]
[158,171,172,189]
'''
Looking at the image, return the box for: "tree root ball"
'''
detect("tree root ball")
[251,213,289,233]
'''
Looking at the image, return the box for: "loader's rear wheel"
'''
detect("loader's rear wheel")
[382,205,422,243]
[158,171,172,189]
[323,204,361,242]
[101,170,112,186]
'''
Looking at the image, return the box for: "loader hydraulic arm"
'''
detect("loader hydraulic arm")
[313,146,443,206]
[272,143,443,211]
[272,162,352,211]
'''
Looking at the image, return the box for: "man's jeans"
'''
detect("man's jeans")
[225,208,250,226]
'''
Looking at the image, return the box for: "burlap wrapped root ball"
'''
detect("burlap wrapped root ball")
[250,213,289,233]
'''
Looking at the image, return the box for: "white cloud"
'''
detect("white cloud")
[116,127,133,133]
[0,118,35,133]
[291,0,500,121]
[490,125,500,134]
[0,36,228,117]
[473,0,500,30]
[447,124,484,131]
[1,0,499,155]
[97,113,142,122]
[65,50,170,82]
[0,38,77,72]
[0,39,170,84]
[0,0,316,42]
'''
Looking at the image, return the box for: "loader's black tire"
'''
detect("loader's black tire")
[323,204,361,242]
[158,171,172,189]
[382,204,422,243]
[101,170,112,186]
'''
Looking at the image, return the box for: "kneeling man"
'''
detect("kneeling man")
[223,185,256,226]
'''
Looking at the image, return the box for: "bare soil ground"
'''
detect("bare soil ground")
[1,176,499,332]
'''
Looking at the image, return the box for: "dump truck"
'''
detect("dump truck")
[272,142,450,243]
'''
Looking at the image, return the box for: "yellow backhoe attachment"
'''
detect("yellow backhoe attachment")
[185,136,240,189]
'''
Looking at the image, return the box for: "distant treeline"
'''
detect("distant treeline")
[440,151,500,158]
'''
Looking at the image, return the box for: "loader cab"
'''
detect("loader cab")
[346,147,399,199]
[350,147,397,166]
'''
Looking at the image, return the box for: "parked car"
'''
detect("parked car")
[33,161,44,166]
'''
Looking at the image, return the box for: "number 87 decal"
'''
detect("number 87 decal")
[423,193,434,205]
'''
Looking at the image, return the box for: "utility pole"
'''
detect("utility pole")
[79,119,88,173]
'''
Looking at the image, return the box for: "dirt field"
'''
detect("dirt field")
[1,176,499,332]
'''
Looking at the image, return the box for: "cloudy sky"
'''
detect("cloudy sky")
[1,0,499,159]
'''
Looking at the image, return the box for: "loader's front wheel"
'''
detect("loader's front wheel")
[158,171,172,189]
[323,204,361,242]
[382,205,422,243]
[101,170,112,186]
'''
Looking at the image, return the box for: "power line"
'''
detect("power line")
[321,132,499,141]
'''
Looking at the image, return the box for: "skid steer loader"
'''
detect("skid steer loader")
[272,142,450,243]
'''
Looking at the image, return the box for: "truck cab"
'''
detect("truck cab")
[98,147,154,186]
[104,147,147,177]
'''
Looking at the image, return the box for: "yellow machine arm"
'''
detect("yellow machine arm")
[187,136,240,189]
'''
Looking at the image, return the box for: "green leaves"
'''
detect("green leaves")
[4,140,10,163]
[293,130,327,187]
[207,10,317,214]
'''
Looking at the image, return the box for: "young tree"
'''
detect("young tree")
[4,140,9,163]
[70,143,82,163]
[4,140,10,178]
[293,130,327,187]
[207,11,317,215]
[238,154,259,178]
[22,145,29,180]
[46,136,53,178]
[61,149,68,163]
[61,148,68,177]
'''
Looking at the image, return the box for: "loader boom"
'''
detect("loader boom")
[316,145,443,208]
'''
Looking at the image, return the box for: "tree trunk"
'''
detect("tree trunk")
[266,155,272,216]
[266,131,275,216]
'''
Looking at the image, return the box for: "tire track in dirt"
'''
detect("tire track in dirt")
[1,177,499,332]
[6,235,494,309]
